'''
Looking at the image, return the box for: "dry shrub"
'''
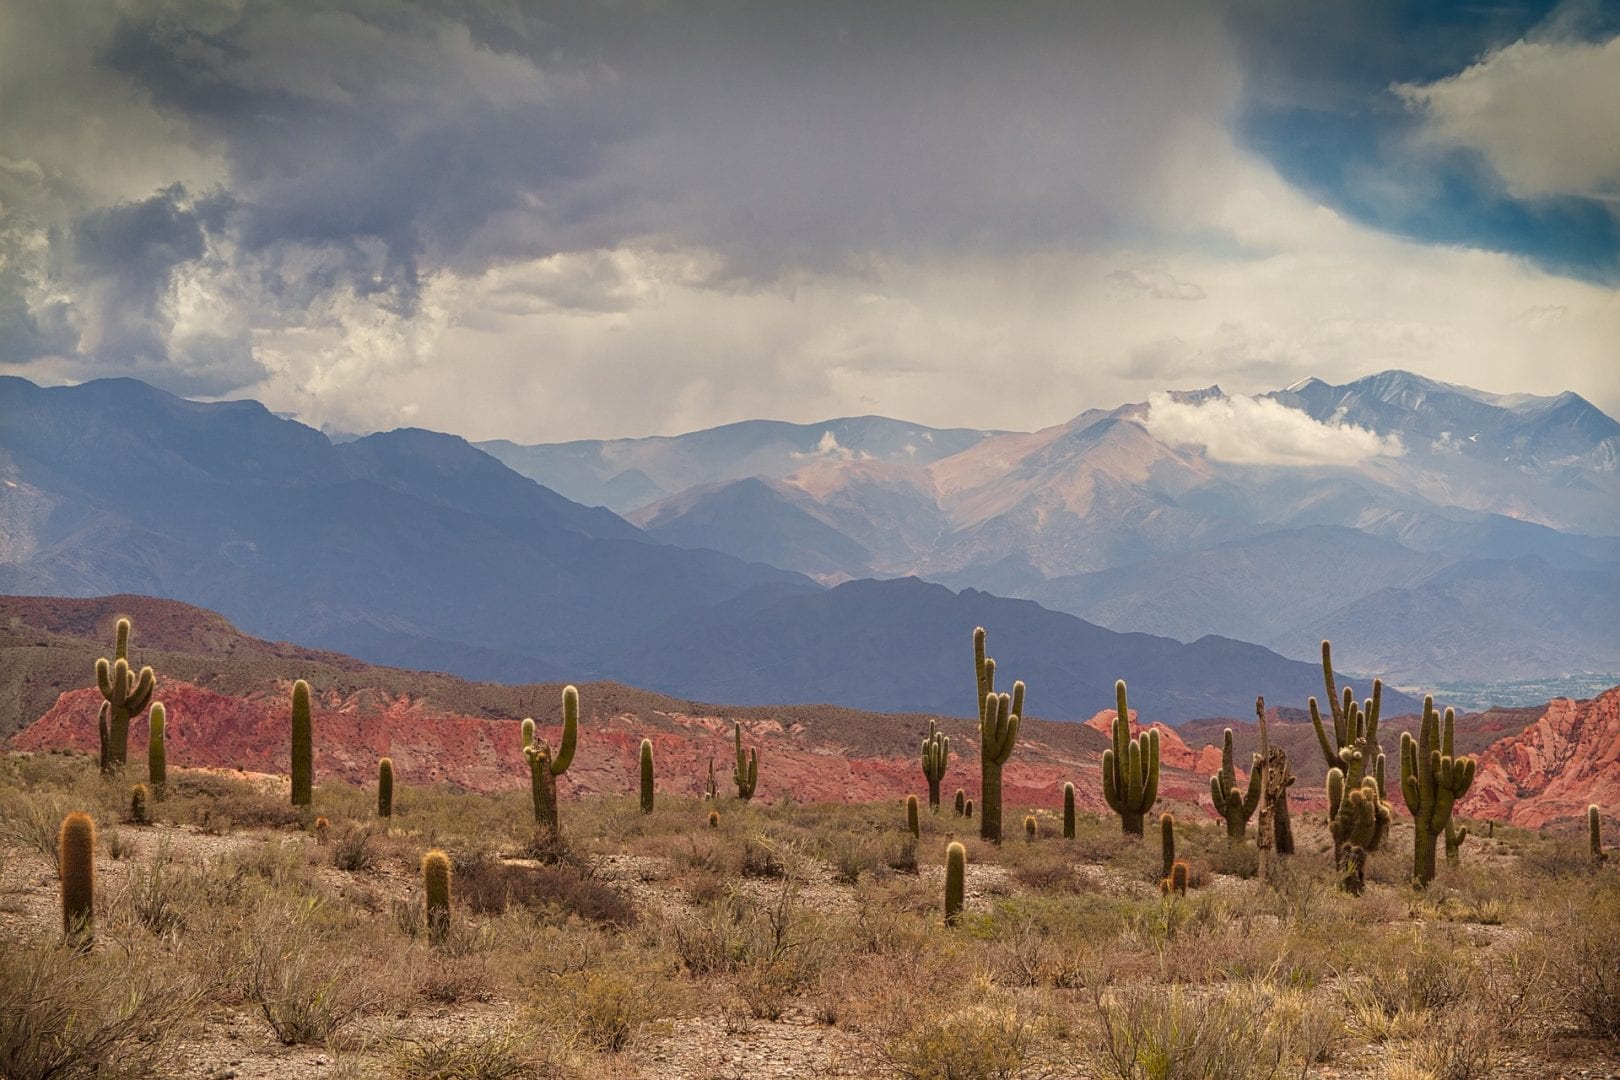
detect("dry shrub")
[0,939,203,1080]
[1406,1003,1500,1080]
[453,851,635,927]
[881,1003,1036,1080]
[243,902,381,1044]
[1533,875,1620,1037]
[330,825,379,873]
[391,1027,542,1080]
[412,952,496,1005]
[1084,980,1321,1080]
[538,969,669,1052]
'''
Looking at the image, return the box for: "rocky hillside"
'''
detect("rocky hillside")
[6,594,1613,827]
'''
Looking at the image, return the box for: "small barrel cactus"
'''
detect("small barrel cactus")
[423,849,452,944]
[1162,861,1189,896]
[708,809,720,829]
[60,812,95,948]
[1023,814,1037,840]
[964,798,974,820]
[129,783,149,825]
[945,841,966,926]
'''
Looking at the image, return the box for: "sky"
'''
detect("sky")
[1,0,1617,443]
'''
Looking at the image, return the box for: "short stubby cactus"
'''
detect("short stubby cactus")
[1209,728,1260,843]
[1160,811,1176,880]
[522,685,580,833]
[291,680,313,806]
[1024,814,1037,840]
[1162,861,1189,896]
[907,794,921,839]
[378,757,394,818]
[639,738,655,814]
[954,788,966,817]
[964,798,974,820]
[1592,805,1607,866]
[147,702,167,798]
[921,720,949,812]
[1063,782,1076,840]
[95,617,156,771]
[423,849,452,945]
[60,812,95,948]
[973,627,1024,844]
[129,783,149,825]
[1445,822,1469,864]
[733,722,758,801]
[708,809,720,829]
[945,841,967,926]
[1400,696,1477,887]
[1103,680,1159,835]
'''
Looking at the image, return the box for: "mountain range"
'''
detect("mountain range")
[4,594,1610,828]
[481,371,1620,683]
[0,377,1394,722]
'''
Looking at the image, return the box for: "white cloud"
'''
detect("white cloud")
[1395,34,1620,201]
[1142,391,1405,466]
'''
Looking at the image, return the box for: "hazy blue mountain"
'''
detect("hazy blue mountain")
[478,416,1001,512]
[615,576,1422,723]
[0,377,816,682]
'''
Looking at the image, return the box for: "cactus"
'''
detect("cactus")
[1063,782,1076,840]
[964,798,974,820]
[1591,805,1606,866]
[704,756,718,801]
[378,757,394,819]
[60,812,95,948]
[973,627,1024,843]
[95,617,156,771]
[1329,773,1391,894]
[314,816,331,844]
[708,809,720,829]
[1162,861,1189,896]
[1271,750,1297,856]
[1444,822,1468,864]
[1209,728,1260,843]
[1400,696,1477,887]
[945,841,966,926]
[1102,680,1160,835]
[147,702,167,798]
[907,794,921,838]
[1024,814,1037,840]
[954,788,966,816]
[129,783,149,825]
[921,720,949,812]
[1160,811,1176,880]
[522,685,580,833]
[1310,640,1386,864]
[639,738,655,814]
[290,680,312,806]
[733,722,758,801]
[423,849,452,945]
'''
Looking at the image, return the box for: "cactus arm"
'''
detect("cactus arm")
[1009,680,1025,726]
[521,717,535,749]
[551,685,578,775]
[1141,729,1160,809]
[114,618,130,661]
[127,667,155,717]
[1102,749,1122,812]
[96,658,113,698]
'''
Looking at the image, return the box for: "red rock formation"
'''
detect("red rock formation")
[1464,687,1620,828]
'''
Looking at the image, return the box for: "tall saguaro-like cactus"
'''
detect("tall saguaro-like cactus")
[522,685,580,833]
[1310,641,1385,866]
[973,627,1023,844]
[733,722,758,801]
[1209,728,1260,842]
[921,720,949,812]
[639,738,655,814]
[95,617,156,771]
[1102,680,1159,835]
[290,680,313,806]
[1329,772,1391,894]
[1592,805,1607,866]
[147,702,167,798]
[1400,696,1476,887]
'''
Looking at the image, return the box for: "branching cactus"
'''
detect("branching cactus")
[945,841,966,927]
[974,627,1024,844]
[522,685,580,833]
[1310,641,1386,865]
[1102,680,1159,835]
[378,757,394,818]
[639,738,655,814]
[921,720,949,812]
[423,849,452,945]
[1209,728,1260,843]
[907,794,921,839]
[95,617,156,771]
[733,722,758,801]
[60,812,95,949]
[291,680,313,807]
[1160,811,1176,880]
[147,702,167,798]
[1592,805,1606,867]
[1329,772,1391,894]
[1400,696,1477,887]
[1063,782,1076,840]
